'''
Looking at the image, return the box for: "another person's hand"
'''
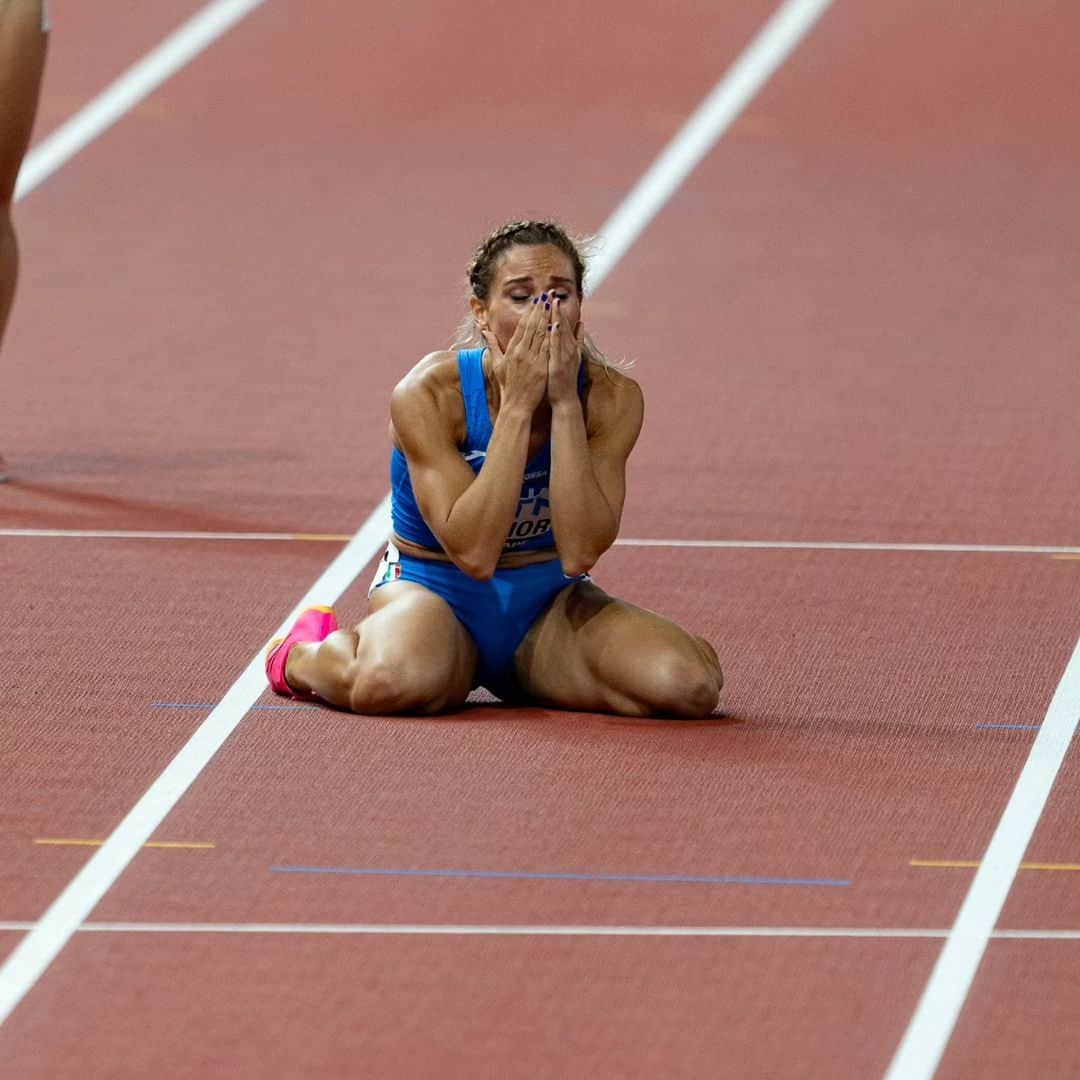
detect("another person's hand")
[481,296,549,414]
[547,296,584,406]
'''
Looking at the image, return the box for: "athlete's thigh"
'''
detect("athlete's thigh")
[362,580,478,705]
[0,0,47,199]
[513,579,718,715]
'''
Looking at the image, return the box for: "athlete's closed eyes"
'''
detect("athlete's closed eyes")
[510,292,569,303]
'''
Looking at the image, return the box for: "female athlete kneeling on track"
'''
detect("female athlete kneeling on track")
[266,220,723,717]
[0,0,48,482]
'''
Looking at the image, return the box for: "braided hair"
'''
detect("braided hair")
[468,219,587,302]
[455,219,621,371]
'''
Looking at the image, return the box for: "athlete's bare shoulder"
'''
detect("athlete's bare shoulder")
[389,351,467,449]
[394,350,459,392]
[583,360,644,444]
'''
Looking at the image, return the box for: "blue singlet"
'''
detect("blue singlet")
[378,348,588,697]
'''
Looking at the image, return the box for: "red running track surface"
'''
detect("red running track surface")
[2,1,1079,1077]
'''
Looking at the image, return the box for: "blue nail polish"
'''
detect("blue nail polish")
[532,297,539,305]
[541,293,548,301]
[544,302,550,310]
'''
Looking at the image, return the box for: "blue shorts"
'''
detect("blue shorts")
[369,542,586,697]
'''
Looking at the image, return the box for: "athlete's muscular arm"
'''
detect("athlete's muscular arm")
[546,301,644,576]
[392,304,549,580]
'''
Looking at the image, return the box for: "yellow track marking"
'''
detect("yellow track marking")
[911,859,1080,871]
[35,839,214,850]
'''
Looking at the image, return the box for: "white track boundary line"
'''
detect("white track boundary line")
[0,0,832,1028]
[14,0,268,203]
[588,0,835,282]
[616,539,1080,555]
[5,529,1077,556]
[2,922,1080,939]
[0,494,390,1025]
[0,529,350,542]
[885,634,1080,1080]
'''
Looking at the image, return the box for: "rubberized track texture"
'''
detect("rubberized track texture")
[1,2,1079,1078]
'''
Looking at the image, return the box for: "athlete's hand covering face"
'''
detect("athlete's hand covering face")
[480,294,549,414]
[546,295,585,406]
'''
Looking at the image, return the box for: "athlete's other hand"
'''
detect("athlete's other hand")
[481,295,549,414]
[547,296,584,406]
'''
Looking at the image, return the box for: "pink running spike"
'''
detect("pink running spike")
[265,606,339,700]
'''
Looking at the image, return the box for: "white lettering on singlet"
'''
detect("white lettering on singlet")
[459,448,553,549]
[505,482,551,548]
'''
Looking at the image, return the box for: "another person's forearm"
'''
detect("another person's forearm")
[441,404,533,578]
[549,400,617,575]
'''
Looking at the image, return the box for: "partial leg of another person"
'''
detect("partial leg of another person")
[0,0,49,480]
[279,581,479,715]
[513,579,724,718]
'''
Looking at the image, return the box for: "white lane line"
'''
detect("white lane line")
[589,0,835,282]
[616,539,1080,555]
[0,495,391,1027]
[885,634,1080,1080]
[14,0,267,202]
[1,922,1079,939]
[0,0,832,1027]
[4,529,1078,556]
[0,529,353,542]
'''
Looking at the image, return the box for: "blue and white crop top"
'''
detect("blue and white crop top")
[391,347,585,555]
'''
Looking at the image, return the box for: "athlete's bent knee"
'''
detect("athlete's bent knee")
[695,636,724,690]
[347,650,454,716]
[642,649,720,718]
